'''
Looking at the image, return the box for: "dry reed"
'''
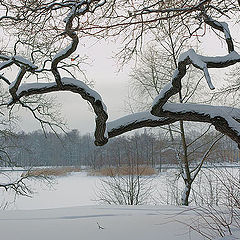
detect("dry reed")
[88,165,157,176]
[22,166,82,177]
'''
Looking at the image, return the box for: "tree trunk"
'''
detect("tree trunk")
[181,182,192,206]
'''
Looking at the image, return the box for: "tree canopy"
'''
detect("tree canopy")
[0,0,240,146]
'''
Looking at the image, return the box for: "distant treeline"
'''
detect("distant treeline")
[1,129,239,168]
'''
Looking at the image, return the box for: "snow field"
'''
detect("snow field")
[0,167,240,240]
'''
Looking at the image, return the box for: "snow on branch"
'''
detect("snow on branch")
[51,37,79,86]
[63,0,106,24]
[52,42,76,62]
[203,14,234,53]
[152,50,240,114]
[154,102,240,147]
[0,55,37,71]
[150,15,240,147]
[0,55,38,90]
[162,103,240,130]
[107,112,176,138]
[106,103,240,146]
[9,67,26,99]
[2,5,240,148]
[12,56,38,70]
[0,59,14,71]
[9,77,108,146]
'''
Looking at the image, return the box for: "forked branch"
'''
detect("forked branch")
[0,2,240,147]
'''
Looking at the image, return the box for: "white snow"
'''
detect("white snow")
[0,205,204,240]
[178,49,240,90]
[179,49,214,89]
[62,77,107,112]
[107,111,165,132]
[15,78,107,113]
[52,42,74,61]
[200,51,240,63]
[162,103,240,135]
[0,169,240,240]
[0,54,9,60]
[179,49,206,69]
[13,56,38,69]
[0,172,203,240]
[208,17,231,40]
[0,59,13,70]
[162,103,240,119]
[203,67,215,90]
[152,49,240,115]
[16,82,56,95]
[152,82,173,106]
[221,22,231,40]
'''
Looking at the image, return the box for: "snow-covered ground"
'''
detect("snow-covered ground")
[0,170,240,240]
[12,172,99,210]
[0,205,205,240]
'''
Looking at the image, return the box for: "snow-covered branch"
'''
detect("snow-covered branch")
[106,103,240,147]
[150,16,240,147]
[9,67,26,99]
[9,77,108,146]
[160,103,240,146]
[203,14,234,53]
[107,112,176,139]
[0,1,240,148]
[0,55,37,72]
[51,37,79,86]
[152,50,240,115]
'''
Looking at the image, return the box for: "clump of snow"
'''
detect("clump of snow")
[107,111,165,132]
[0,59,13,70]
[62,77,107,112]
[152,82,173,107]
[52,42,74,61]
[16,82,56,95]
[203,67,215,90]
[179,49,216,89]
[13,56,38,69]
[162,103,240,135]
